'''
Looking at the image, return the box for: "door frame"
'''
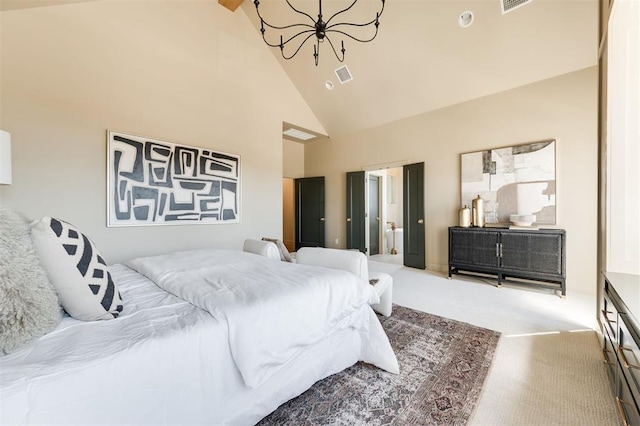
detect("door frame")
[365,170,386,257]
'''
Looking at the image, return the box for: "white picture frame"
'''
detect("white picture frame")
[461,140,556,226]
[107,131,241,227]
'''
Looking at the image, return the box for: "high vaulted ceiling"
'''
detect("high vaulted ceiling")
[240,0,598,138]
[1,0,599,139]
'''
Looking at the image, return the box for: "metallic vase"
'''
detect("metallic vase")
[472,195,484,227]
[458,205,471,227]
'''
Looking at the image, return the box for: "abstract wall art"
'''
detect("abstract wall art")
[107,131,240,227]
[461,140,556,225]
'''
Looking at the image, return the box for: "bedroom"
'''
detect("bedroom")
[0,0,637,424]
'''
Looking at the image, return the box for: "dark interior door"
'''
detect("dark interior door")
[403,162,425,269]
[295,177,325,250]
[369,175,380,255]
[346,171,366,253]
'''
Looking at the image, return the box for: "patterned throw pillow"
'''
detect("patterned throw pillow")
[30,217,123,321]
[261,237,292,262]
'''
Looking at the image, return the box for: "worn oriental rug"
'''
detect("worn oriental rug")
[259,305,500,425]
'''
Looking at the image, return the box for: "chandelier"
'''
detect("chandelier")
[253,0,386,66]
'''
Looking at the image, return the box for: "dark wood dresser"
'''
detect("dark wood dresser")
[601,272,640,425]
[448,226,566,296]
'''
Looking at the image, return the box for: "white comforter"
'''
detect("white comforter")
[126,249,397,388]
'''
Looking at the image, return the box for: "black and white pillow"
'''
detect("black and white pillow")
[30,217,123,321]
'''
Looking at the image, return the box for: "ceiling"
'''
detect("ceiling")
[1,0,599,139]
[240,0,598,138]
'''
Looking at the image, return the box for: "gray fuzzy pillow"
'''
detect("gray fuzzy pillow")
[0,208,62,354]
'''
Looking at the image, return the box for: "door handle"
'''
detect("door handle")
[320,217,325,221]
[376,217,380,221]
[417,219,424,224]
[346,218,351,222]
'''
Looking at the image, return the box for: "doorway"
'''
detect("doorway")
[366,167,404,264]
[294,176,325,250]
[282,178,295,252]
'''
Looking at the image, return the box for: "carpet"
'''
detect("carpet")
[259,305,501,425]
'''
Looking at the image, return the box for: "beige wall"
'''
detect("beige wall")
[283,139,304,178]
[282,139,303,251]
[305,67,599,296]
[0,0,324,264]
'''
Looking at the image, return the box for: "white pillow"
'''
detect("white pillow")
[243,239,280,260]
[30,217,123,321]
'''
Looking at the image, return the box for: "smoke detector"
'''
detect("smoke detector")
[458,11,474,28]
[500,0,532,14]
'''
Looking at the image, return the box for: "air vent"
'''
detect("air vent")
[500,0,532,14]
[283,128,316,141]
[334,65,353,84]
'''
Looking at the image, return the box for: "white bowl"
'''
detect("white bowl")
[510,214,536,227]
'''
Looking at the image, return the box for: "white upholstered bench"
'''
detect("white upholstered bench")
[296,247,393,317]
[369,271,393,317]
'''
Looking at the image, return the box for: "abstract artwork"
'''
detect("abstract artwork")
[107,131,240,227]
[461,140,556,225]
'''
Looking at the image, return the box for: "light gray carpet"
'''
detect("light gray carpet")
[369,260,619,425]
[259,305,500,425]
[471,330,618,426]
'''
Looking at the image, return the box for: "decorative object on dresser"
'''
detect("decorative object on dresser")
[461,140,556,227]
[448,226,566,297]
[458,205,471,228]
[107,131,241,227]
[601,272,640,425]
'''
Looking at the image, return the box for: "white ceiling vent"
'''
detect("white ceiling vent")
[283,128,316,141]
[500,0,532,14]
[334,65,353,84]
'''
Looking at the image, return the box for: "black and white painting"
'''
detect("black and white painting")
[107,131,240,227]
[461,140,556,225]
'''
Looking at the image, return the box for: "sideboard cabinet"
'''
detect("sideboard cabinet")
[448,227,566,296]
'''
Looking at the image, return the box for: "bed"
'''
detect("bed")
[0,248,398,425]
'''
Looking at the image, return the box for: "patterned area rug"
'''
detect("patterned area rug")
[259,305,500,425]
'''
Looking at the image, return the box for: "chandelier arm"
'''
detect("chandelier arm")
[324,35,346,63]
[326,27,379,43]
[281,32,318,60]
[325,0,385,27]
[283,0,317,23]
[261,29,316,49]
[326,17,379,30]
[253,0,315,31]
[260,20,314,32]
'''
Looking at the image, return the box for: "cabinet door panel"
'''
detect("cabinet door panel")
[450,229,498,268]
[501,233,562,275]
[619,315,640,407]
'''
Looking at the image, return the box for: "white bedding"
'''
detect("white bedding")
[126,249,395,388]
[1,251,398,425]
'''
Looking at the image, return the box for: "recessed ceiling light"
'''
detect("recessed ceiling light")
[325,80,334,90]
[458,11,474,28]
[283,128,316,141]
